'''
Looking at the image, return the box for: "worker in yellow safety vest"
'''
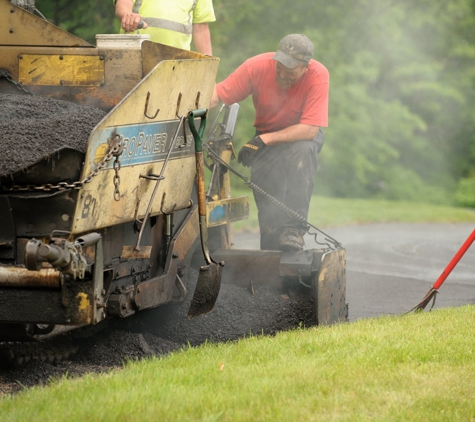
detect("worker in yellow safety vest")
[114,0,215,55]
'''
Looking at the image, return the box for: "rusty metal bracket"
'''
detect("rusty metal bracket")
[139,173,164,182]
[144,92,160,120]
[195,91,201,109]
[175,93,182,118]
[160,192,177,215]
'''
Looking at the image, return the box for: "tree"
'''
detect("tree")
[33,0,475,205]
[35,0,118,43]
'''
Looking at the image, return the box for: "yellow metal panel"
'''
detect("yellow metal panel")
[0,46,143,109]
[72,156,196,234]
[18,54,104,86]
[72,58,219,234]
[141,41,205,76]
[92,58,219,129]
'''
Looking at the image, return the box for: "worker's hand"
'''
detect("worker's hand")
[237,135,266,167]
[121,13,148,32]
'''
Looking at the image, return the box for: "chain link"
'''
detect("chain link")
[1,141,123,193]
[0,69,35,95]
[0,70,125,200]
[113,156,121,201]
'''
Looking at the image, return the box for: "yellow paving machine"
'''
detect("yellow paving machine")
[0,0,347,364]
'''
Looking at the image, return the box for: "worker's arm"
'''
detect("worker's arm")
[259,124,320,146]
[210,86,319,144]
[115,0,148,32]
[209,85,221,109]
[192,23,212,55]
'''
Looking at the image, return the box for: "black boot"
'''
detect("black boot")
[278,227,305,251]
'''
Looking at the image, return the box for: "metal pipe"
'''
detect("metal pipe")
[135,116,185,250]
[0,266,60,289]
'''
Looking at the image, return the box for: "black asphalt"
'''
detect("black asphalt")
[234,222,475,321]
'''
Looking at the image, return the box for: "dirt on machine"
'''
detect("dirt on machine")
[0,0,347,367]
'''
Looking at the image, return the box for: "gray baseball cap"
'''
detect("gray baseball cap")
[272,34,314,69]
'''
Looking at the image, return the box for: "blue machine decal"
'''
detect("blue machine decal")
[93,119,197,168]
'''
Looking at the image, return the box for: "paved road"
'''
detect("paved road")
[234,223,475,321]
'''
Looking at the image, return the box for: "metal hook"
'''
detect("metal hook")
[144,92,160,119]
[175,93,182,118]
[160,192,177,215]
[195,91,201,109]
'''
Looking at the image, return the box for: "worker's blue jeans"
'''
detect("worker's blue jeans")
[251,129,323,250]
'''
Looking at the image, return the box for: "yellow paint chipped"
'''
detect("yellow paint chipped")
[77,292,90,310]
[76,292,92,324]
[93,143,108,163]
[19,54,104,86]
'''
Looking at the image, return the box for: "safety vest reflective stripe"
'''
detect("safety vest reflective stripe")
[133,0,197,35]
[142,17,192,35]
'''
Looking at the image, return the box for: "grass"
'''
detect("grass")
[1,306,475,421]
[2,198,475,420]
[231,189,475,232]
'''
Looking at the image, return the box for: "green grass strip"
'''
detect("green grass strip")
[231,192,475,232]
[2,306,475,421]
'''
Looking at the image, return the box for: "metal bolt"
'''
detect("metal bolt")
[172,253,179,259]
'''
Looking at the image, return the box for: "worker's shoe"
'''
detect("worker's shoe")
[278,228,305,251]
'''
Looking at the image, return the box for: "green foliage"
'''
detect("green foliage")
[455,175,475,207]
[32,0,475,206]
[212,0,475,205]
[35,0,118,43]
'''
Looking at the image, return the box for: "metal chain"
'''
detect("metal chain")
[1,141,123,193]
[0,69,34,95]
[245,180,341,250]
[202,145,342,250]
[113,156,121,201]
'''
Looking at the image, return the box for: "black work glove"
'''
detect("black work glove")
[237,135,266,167]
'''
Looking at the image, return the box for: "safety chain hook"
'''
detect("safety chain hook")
[113,156,121,201]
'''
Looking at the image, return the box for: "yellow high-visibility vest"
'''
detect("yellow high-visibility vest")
[119,0,215,51]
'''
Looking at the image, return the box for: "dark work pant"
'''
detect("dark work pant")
[251,130,322,250]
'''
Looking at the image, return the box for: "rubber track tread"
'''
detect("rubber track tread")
[0,336,78,368]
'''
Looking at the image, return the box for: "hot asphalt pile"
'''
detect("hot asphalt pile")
[0,93,106,176]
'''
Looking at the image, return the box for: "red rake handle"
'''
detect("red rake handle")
[433,229,475,290]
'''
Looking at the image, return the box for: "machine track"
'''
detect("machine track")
[0,336,78,368]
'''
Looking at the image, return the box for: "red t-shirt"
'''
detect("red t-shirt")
[216,53,329,133]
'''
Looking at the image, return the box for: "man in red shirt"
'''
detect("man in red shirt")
[210,34,329,251]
